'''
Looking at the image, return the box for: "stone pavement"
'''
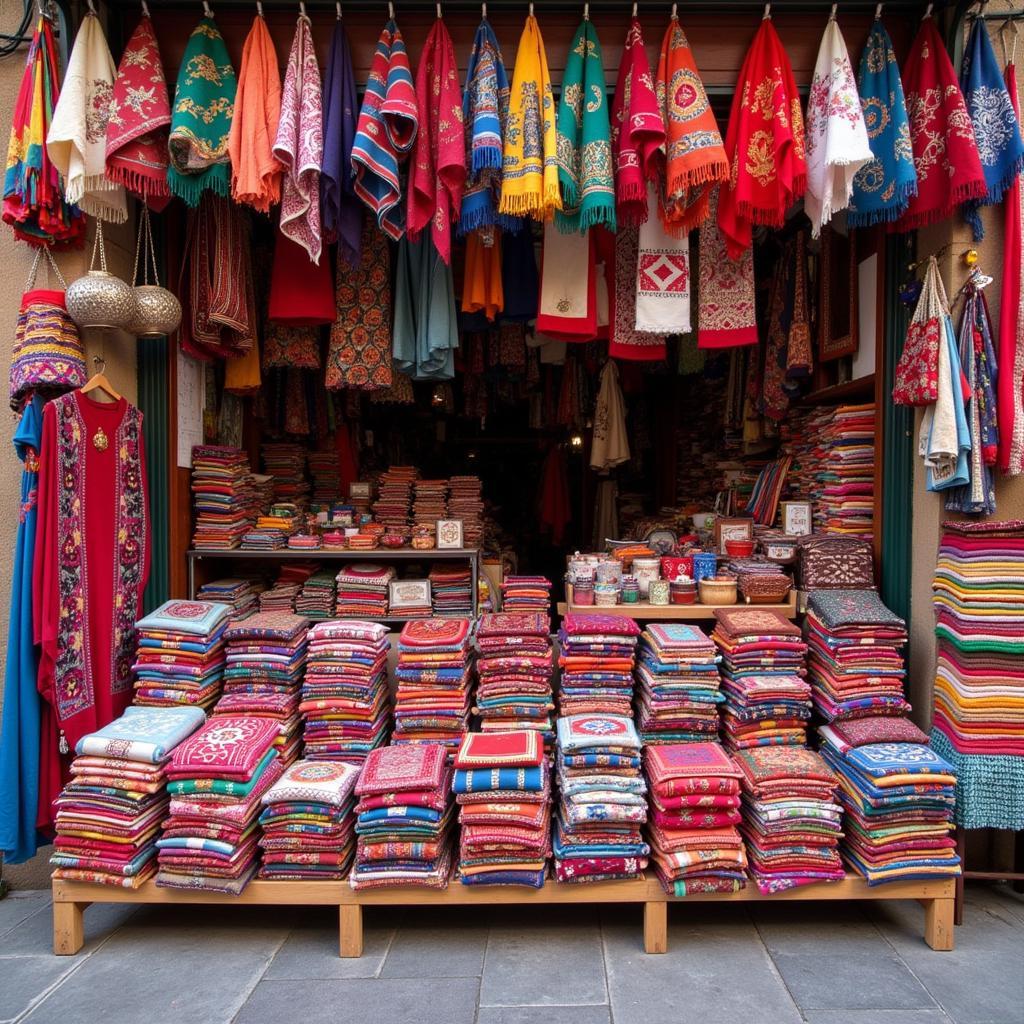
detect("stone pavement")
[0,883,1021,1024]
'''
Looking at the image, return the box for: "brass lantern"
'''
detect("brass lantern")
[127,204,181,338]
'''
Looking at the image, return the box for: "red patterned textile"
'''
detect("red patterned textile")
[455,731,544,768]
[356,744,447,796]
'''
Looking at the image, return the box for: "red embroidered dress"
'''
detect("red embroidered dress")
[33,392,150,827]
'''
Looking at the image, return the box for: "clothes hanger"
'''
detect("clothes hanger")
[80,356,122,403]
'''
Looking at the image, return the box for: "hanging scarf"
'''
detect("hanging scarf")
[393,236,459,380]
[168,17,237,206]
[897,16,985,232]
[321,21,362,267]
[698,188,757,349]
[590,360,630,471]
[848,18,918,227]
[920,303,971,492]
[654,16,727,233]
[717,18,806,258]
[228,14,282,213]
[762,237,794,421]
[462,230,504,321]
[47,12,126,223]
[804,17,872,237]
[960,18,1024,241]
[461,17,512,236]
[3,17,84,248]
[555,18,615,233]
[633,182,690,336]
[408,17,466,265]
[612,18,664,227]
[499,15,560,221]
[786,229,813,380]
[274,14,323,265]
[352,19,418,239]
[536,222,596,341]
[104,15,171,208]
[501,227,539,322]
[610,224,665,361]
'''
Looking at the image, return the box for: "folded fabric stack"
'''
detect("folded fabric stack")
[132,600,232,710]
[819,403,875,538]
[735,746,844,894]
[644,742,747,895]
[429,565,474,616]
[296,570,338,620]
[50,707,206,888]
[712,608,811,750]
[474,612,554,741]
[413,478,448,526]
[373,466,417,530]
[818,717,960,884]
[557,613,641,718]
[157,716,283,894]
[242,502,302,550]
[261,442,310,506]
[307,450,343,505]
[454,731,551,887]
[501,575,552,613]
[196,578,259,621]
[335,562,396,617]
[351,744,455,890]
[212,689,301,766]
[635,624,723,745]
[258,759,360,880]
[394,618,473,751]
[805,590,910,722]
[191,445,255,550]
[554,714,648,883]
[448,475,484,546]
[301,620,391,762]
[288,533,322,551]
[262,564,318,613]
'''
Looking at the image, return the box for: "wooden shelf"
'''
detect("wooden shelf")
[187,548,480,561]
[798,374,876,407]
[555,592,798,620]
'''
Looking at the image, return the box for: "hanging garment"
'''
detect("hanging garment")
[717,18,806,258]
[920,308,971,491]
[960,18,1024,241]
[321,21,362,266]
[697,187,758,349]
[393,235,459,380]
[848,18,918,227]
[609,225,665,362]
[500,226,539,322]
[592,477,619,548]
[804,17,872,237]
[3,17,85,248]
[654,15,727,233]
[167,16,237,205]
[267,232,335,326]
[538,445,571,546]
[554,18,615,233]
[612,17,664,227]
[34,391,150,827]
[896,16,985,231]
[0,396,45,863]
[462,230,504,321]
[229,14,282,213]
[762,238,794,422]
[786,229,813,381]
[104,15,171,208]
[590,360,630,470]
[536,222,597,342]
[274,14,323,264]
[47,12,126,223]
[408,17,465,264]
[893,256,945,406]
[262,321,320,371]
[634,183,691,335]
[352,19,418,239]
[499,14,560,221]
[224,339,261,396]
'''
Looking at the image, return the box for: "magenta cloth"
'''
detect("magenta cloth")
[168,718,280,780]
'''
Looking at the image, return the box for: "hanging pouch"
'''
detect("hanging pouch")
[892,256,948,406]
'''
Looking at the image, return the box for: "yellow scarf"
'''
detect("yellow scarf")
[499,15,560,220]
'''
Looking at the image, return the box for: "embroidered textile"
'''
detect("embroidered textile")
[634,183,691,335]
[893,255,944,406]
[262,759,359,806]
[610,225,665,361]
[536,223,596,341]
[455,731,544,768]
[77,706,206,764]
[697,187,757,348]
[356,744,447,796]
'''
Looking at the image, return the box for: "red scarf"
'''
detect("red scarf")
[896,17,985,231]
[408,18,466,265]
[612,17,665,226]
[717,18,806,259]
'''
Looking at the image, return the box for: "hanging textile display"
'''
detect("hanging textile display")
[262,322,320,371]
[697,188,757,349]
[848,18,918,227]
[462,230,504,321]
[634,183,691,335]
[104,14,171,208]
[167,16,237,205]
[536,222,596,341]
[654,14,727,233]
[612,16,664,227]
[896,15,985,231]
[804,16,872,237]
[717,17,806,258]
[224,340,261,396]
[786,229,813,380]
[538,444,571,545]
[500,226,539,321]
[893,256,945,406]
[499,14,560,221]
[554,17,615,233]
[352,18,418,239]
[762,237,794,422]
[47,11,126,223]
[267,231,335,325]
[4,16,85,247]
[408,17,465,264]
[609,224,665,361]
[393,236,459,380]
[321,20,362,266]
[590,359,630,470]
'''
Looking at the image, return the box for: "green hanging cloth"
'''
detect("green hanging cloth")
[555,19,615,233]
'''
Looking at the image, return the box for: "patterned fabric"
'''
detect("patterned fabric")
[807,589,905,629]
[893,256,944,406]
[609,225,664,361]
[223,611,307,641]
[170,717,279,776]
[896,16,985,231]
[76,706,206,764]
[262,322,320,371]
[408,17,465,264]
[356,744,447,796]
[352,19,418,240]
[477,612,549,638]
[104,15,171,205]
[644,742,741,785]
[262,759,358,806]
[713,607,802,637]
[590,358,631,468]
[634,183,690,335]
[137,599,230,635]
[557,714,641,751]
[455,731,544,768]
[9,287,86,410]
[554,18,615,233]
[823,715,928,750]
[717,17,806,258]
[399,618,471,647]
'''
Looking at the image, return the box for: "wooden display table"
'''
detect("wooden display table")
[555,592,799,620]
[52,872,954,958]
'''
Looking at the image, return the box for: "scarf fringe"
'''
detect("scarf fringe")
[666,160,729,200]
[846,181,917,228]
[472,145,502,174]
[106,166,170,199]
[171,168,229,208]
[500,192,543,218]
[580,203,615,233]
[897,179,988,231]
[980,156,1024,207]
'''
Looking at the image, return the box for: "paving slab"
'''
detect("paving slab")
[803,1012,955,1024]
[477,1005,611,1024]
[380,906,488,979]
[750,900,885,955]
[0,900,137,957]
[0,955,80,1024]
[0,892,50,936]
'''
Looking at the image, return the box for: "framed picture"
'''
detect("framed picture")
[781,501,813,537]
[389,580,431,609]
[349,481,371,501]
[819,223,858,361]
[436,519,464,549]
[714,517,753,554]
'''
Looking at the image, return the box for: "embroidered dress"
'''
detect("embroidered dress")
[697,188,757,349]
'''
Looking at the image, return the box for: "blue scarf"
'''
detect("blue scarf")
[960,19,1024,241]
[847,19,918,227]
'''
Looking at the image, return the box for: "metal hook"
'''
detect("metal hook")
[924,2,933,17]
[141,0,150,15]
[583,2,589,19]
[671,3,677,17]
[632,2,638,15]
[436,2,441,17]
[203,0,213,17]
[256,0,263,14]
[829,3,837,19]
[763,2,771,18]
[336,0,342,17]
[529,3,534,17]
[874,3,883,18]
[388,1,394,19]
[86,0,96,13]
[482,2,487,16]
[299,0,307,15]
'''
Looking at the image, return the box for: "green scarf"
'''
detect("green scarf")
[167,17,236,206]
[555,19,615,233]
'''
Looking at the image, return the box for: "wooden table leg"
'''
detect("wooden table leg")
[339,903,363,958]
[954,828,966,926]
[922,897,955,952]
[53,900,87,955]
[643,901,668,955]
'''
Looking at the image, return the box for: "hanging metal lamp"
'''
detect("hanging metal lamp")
[65,219,138,330]
[127,203,182,338]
